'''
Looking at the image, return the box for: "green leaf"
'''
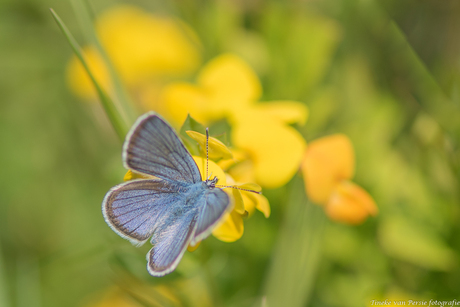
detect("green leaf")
[179,114,206,155]
[208,118,232,146]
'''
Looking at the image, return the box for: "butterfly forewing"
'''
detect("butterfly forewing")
[123,113,202,184]
[103,179,184,245]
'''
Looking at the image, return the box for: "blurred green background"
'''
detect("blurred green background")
[1,0,460,306]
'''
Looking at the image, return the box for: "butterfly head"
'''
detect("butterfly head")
[205,176,219,188]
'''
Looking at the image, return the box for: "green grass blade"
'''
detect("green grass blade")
[50,8,129,141]
[68,0,137,124]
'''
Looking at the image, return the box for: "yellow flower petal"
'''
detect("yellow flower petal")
[253,193,270,218]
[301,134,355,204]
[255,101,309,125]
[162,54,262,124]
[197,54,262,118]
[241,192,256,216]
[137,81,167,116]
[226,159,256,184]
[96,5,200,85]
[186,131,233,160]
[219,175,245,214]
[232,110,306,188]
[66,46,111,100]
[187,240,201,252]
[325,181,378,225]
[229,189,246,215]
[212,210,244,242]
[243,192,270,218]
[192,156,226,184]
[234,182,262,193]
[217,149,248,171]
[162,83,209,126]
[123,170,152,181]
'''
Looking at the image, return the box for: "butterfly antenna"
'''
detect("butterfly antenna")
[206,127,209,181]
[215,185,262,195]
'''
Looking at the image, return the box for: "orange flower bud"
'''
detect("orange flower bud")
[325,181,378,225]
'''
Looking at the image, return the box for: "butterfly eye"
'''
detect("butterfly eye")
[205,177,218,188]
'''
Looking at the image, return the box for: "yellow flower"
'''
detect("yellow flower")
[231,107,306,188]
[301,134,378,224]
[162,54,261,125]
[66,5,201,99]
[123,131,269,243]
[163,54,308,188]
[66,46,111,100]
[96,5,200,85]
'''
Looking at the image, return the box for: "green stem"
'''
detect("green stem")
[263,175,326,307]
[50,8,129,141]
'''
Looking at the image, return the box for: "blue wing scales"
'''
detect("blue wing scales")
[192,188,231,245]
[103,179,185,245]
[123,113,201,184]
[147,209,198,276]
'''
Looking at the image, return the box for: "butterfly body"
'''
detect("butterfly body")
[102,112,231,276]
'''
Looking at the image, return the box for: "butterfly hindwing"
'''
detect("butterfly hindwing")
[147,208,198,276]
[123,112,202,184]
[192,188,231,245]
[103,179,185,245]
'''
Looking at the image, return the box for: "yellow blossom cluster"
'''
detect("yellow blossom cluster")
[68,5,377,243]
[163,54,308,189]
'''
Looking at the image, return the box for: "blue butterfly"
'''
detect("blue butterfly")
[102,112,233,276]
